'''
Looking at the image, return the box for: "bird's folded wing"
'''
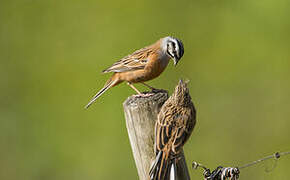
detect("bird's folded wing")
[102,58,147,73]
[102,47,151,73]
[156,116,173,152]
[156,112,190,154]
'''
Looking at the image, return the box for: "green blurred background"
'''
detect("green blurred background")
[1,0,289,179]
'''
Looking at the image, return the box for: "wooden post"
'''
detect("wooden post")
[123,91,191,180]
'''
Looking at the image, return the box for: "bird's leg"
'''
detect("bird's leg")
[127,82,154,97]
[140,82,156,90]
[127,82,142,95]
[141,82,165,93]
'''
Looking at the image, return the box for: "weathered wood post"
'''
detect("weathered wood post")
[123,91,191,180]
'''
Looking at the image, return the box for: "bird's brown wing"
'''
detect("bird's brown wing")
[155,108,173,152]
[155,105,193,154]
[102,46,153,73]
[171,113,193,154]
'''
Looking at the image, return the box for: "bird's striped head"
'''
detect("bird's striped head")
[173,79,191,105]
[162,36,184,66]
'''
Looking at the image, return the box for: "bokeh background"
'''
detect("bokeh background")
[1,0,290,179]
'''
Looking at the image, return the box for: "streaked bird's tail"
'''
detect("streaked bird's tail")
[149,151,177,180]
[85,78,118,109]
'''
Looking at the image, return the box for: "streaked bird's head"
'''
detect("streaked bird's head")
[172,79,191,105]
[162,36,184,66]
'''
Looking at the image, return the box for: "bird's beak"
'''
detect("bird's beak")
[179,79,183,84]
[173,57,179,66]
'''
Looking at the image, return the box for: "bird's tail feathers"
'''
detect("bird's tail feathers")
[149,151,176,180]
[85,78,117,109]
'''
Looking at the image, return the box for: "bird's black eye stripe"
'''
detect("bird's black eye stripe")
[173,50,177,58]
[171,42,178,58]
[167,41,180,59]
[167,49,174,58]
[172,42,176,48]
[170,41,181,58]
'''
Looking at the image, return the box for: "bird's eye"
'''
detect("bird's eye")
[172,42,176,49]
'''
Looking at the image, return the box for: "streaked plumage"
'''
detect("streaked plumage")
[85,36,184,108]
[149,80,196,180]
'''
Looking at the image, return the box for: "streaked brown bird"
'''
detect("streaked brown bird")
[149,80,196,180]
[85,36,184,108]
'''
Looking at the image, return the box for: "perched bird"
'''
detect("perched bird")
[85,36,184,108]
[149,80,196,180]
